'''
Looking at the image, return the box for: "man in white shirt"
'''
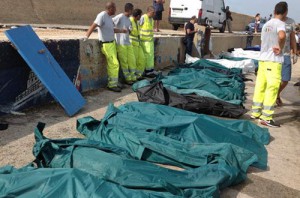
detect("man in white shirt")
[251,2,287,127]
[85,2,128,92]
[113,3,137,85]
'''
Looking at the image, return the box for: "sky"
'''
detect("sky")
[225,0,300,23]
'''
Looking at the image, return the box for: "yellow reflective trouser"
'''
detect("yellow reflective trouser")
[101,42,119,88]
[141,41,154,71]
[132,45,145,78]
[251,61,282,120]
[116,45,137,81]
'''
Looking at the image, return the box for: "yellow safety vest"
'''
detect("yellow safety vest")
[140,14,154,42]
[129,17,140,46]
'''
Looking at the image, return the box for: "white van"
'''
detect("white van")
[168,0,227,32]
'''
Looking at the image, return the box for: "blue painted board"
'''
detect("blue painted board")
[5,25,86,116]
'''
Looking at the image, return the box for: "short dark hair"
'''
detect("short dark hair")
[191,16,197,20]
[106,2,115,10]
[147,6,155,12]
[125,3,134,12]
[133,9,142,17]
[275,1,288,15]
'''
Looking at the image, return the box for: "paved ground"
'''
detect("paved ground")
[0,26,249,41]
[222,63,300,197]
[0,56,300,197]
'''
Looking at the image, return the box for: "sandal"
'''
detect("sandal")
[276,97,283,106]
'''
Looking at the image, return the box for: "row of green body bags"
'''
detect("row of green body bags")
[2,123,237,198]
[0,102,270,197]
[75,102,269,197]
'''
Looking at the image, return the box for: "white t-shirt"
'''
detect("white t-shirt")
[283,17,296,55]
[94,11,115,42]
[259,18,286,63]
[113,13,131,45]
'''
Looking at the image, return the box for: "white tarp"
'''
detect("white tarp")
[185,54,256,74]
[221,48,260,60]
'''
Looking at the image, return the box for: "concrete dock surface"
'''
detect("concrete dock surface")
[0,30,299,197]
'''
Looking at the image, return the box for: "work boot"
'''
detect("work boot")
[144,73,155,78]
[125,81,134,85]
[144,70,160,78]
[137,76,145,81]
[117,82,126,89]
[107,86,122,92]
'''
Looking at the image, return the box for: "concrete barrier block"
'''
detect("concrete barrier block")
[79,39,108,91]
[154,36,182,69]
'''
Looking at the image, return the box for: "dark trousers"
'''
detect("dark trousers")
[185,37,193,56]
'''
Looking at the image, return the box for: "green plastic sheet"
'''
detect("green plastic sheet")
[30,123,237,197]
[77,102,270,170]
[0,165,204,198]
[133,67,245,105]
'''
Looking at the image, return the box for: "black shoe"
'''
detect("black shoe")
[144,72,157,78]
[260,119,280,128]
[125,81,134,85]
[137,76,145,81]
[107,86,122,92]
[0,123,8,131]
[117,83,126,89]
[294,82,300,86]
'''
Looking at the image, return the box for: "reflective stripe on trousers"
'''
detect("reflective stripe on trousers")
[132,45,145,77]
[116,44,137,81]
[101,42,119,88]
[251,61,282,120]
[141,41,154,70]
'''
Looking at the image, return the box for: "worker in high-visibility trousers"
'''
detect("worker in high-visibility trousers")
[113,3,137,85]
[130,9,145,80]
[139,6,159,78]
[85,2,128,92]
[251,2,287,127]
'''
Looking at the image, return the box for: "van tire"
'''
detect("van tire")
[219,21,226,33]
[205,18,210,26]
[172,24,179,30]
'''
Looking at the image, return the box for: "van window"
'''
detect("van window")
[221,0,225,10]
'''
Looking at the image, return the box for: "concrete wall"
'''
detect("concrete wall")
[211,34,261,54]
[0,33,260,113]
[79,36,182,91]
[0,0,252,31]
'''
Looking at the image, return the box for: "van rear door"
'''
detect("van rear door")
[214,0,226,26]
[201,0,214,25]
[170,0,202,20]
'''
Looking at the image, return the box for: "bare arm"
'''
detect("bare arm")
[86,23,98,38]
[273,30,286,55]
[278,30,286,50]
